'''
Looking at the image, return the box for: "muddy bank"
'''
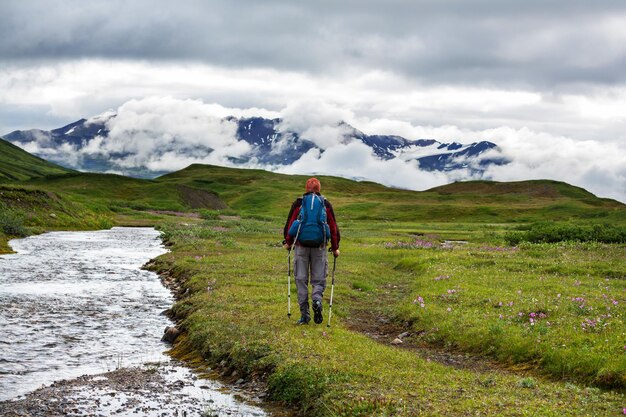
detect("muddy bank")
[0,361,267,417]
[144,261,292,417]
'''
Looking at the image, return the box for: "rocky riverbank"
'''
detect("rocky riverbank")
[0,361,268,417]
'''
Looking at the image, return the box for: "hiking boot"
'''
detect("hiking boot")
[312,300,323,324]
[296,316,310,325]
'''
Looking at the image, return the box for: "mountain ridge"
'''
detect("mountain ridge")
[4,114,508,179]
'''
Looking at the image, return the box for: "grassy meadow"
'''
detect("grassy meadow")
[148,214,626,416]
[1,158,625,415]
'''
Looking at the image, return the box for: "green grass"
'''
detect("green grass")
[0,185,113,241]
[155,165,625,224]
[0,137,75,180]
[148,216,625,416]
[1,161,625,415]
[392,241,626,387]
[505,222,626,244]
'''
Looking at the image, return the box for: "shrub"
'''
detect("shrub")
[504,222,626,245]
[0,207,28,237]
[198,209,220,220]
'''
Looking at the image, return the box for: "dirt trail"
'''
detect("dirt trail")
[344,308,517,375]
[343,283,536,377]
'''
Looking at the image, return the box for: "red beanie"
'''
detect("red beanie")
[305,178,321,193]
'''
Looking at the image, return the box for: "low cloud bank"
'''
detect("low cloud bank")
[12,96,626,203]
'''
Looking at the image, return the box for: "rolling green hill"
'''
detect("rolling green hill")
[156,164,625,224]
[0,137,75,180]
[1,161,623,227]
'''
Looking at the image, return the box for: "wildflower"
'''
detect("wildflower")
[447,307,452,312]
[517,290,522,295]
[557,294,561,298]
[447,289,457,294]
[612,300,619,305]
[529,312,536,318]
[420,303,425,308]
[499,314,504,319]
[507,301,514,307]
[581,318,598,331]
[498,301,503,307]
[434,275,450,281]
[418,296,424,303]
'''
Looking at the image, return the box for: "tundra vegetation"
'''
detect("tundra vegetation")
[1,138,625,416]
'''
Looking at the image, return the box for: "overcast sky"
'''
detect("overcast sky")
[1,0,625,201]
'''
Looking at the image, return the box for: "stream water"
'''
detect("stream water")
[0,227,268,416]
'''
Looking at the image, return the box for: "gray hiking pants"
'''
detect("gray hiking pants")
[294,245,328,319]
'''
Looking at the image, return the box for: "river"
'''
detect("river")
[0,227,268,416]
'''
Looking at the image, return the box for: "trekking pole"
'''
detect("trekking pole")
[287,223,302,319]
[287,248,292,318]
[327,255,337,328]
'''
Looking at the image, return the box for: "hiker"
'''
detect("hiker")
[283,178,340,325]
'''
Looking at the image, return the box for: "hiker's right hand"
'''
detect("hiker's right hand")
[333,249,340,258]
[284,243,292,251]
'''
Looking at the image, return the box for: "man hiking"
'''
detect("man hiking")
[283,178,340,325]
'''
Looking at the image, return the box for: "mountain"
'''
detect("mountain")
[0,137,75,181]
[3,115,508,178]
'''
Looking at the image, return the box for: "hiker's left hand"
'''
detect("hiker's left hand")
[333,249,340,258]
[283,243,292,250]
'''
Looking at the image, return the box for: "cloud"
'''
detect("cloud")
[481,127,626,203]
[6,95,626,203]
[275,141,450,191]
[277,101,357,150]
[81,96,251,170]
[2,1,626,91]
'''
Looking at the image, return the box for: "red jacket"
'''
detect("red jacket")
[283,193,340,251]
